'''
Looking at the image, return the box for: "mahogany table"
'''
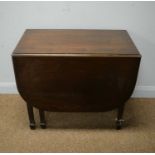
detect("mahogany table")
[12,29,141,129]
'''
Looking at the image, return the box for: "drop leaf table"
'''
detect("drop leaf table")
[12,29,141,129]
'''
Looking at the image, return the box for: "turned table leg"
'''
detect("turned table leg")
[116,104,125,130]
[26,103,36,129]
[39,109,46,129]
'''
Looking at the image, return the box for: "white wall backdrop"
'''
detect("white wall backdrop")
[0,2,155,97]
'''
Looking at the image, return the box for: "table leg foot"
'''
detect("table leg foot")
[40,122,46,129]
[30,123,36,130]
[115,118,124,130]
[116,104,125,130]
[39,109,46,129]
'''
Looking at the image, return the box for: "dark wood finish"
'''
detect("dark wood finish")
[13,29,140,56]
[116,104,125,130]
[26,103,35,129]
[12,56,140,112]
[39,110,46,129]
[12,29,141,129]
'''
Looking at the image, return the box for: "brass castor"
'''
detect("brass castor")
[40,122,46,129]
[29,123,36,130]
[115,119,124,130]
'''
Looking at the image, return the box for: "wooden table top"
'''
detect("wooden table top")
[13,29,140,57]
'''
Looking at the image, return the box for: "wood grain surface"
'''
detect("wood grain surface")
[12,29,141,129]
[13,29,140,56]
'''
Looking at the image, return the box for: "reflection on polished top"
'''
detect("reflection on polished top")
[13,29,140,57]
